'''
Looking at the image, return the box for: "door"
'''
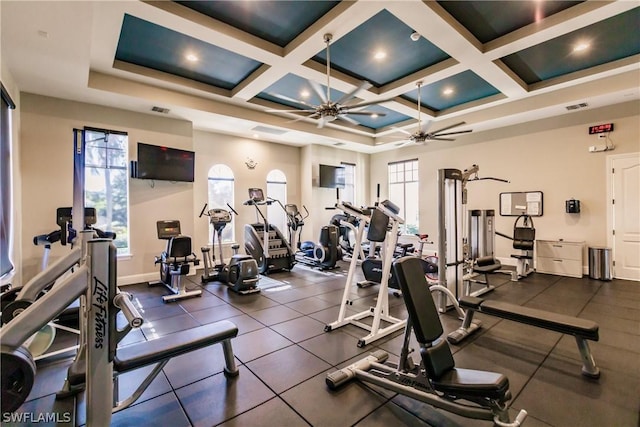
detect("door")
[609,153,640,281]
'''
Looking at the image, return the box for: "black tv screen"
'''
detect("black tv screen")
[319,164,345,188]
[137,143,195,182]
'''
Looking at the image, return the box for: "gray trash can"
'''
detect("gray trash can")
[588,247,612,281]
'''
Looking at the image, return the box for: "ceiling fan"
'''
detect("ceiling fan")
[266,33,389,128]
[395,81,472,145]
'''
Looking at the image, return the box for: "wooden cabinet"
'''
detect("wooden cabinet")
[535,240,584,278]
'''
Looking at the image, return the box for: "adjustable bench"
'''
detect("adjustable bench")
[327,257,527,426]
[448,296,600,378]
[59,320,239,405]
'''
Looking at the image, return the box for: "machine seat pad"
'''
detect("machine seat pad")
[473,263,502,273]
[461,297,599,341]
[510,254,533,260]
[432,367,510,402]
[68,321,237,386]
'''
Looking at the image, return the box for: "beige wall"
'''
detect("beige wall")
[370,101,640,265]
[301,144,370,242]
[19,94,193,282]
[192,130,301,258]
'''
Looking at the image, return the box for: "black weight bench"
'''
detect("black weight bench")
[59,321,239,404]
[448,296,600,378]
[327,257,528,426]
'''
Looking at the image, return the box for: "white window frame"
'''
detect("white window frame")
[388,159,419,235]
[266,169,287,235]
[207,164,235,243]
[341,162,356,205]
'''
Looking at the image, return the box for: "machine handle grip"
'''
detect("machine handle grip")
[227,203,239,216]
[199,203,208,218]
[302,205,310,218]
[114,292,144,328]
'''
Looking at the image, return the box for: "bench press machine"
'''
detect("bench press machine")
[327,257,527,427]
[1,236,239,424]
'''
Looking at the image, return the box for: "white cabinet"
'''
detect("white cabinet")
[535,240,584,278]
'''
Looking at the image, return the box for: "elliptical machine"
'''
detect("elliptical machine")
[284,204,342,270]
[199,203,260,294]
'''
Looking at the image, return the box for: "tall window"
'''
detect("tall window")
[266,169,287,235]
[0,84,15,279]
[84,128,130,254]
[207,164,235,243]
[341,162,356,204]
[388,159,419,235]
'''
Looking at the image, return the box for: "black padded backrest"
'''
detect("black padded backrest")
[392,257,444,343]
[513,228,535,250]
[168,235,192,257]
[367,209,389,242]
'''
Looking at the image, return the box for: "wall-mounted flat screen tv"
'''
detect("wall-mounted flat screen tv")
[137,143,195,182]
[319,164,345,188]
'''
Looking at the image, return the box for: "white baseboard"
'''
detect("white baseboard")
[118,272,157,286]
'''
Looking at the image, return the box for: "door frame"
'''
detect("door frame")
[606,152,640,279]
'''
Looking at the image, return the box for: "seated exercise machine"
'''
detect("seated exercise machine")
[1,235,240,425]
[327,256,528,427]
[496,214,536,280]
[447,294,600,378]
[325,200,407,347]
[284,203,342,270]
[243,188,295,274]
[149,220,202,302]
[199,203,260,294]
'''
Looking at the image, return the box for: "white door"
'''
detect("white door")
[609,153,640,281]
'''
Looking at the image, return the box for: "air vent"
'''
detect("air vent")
[565,102,588,111]
[251,125,288,135]
[333,142,346,146]
[151,106,170,114]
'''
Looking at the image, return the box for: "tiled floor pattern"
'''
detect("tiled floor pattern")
[11,262,640,426]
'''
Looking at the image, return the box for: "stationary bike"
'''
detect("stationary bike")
[284,204,342,270]
[199,203,260,294]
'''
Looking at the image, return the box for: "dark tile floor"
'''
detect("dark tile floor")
[11,262,640,426]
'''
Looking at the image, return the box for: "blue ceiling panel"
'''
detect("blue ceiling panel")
[313,9,450,87]
[402,71,500,111]
[176,1,339,47]
[257,73,411,129]
[115,14,262,89]
[438,1,584,44]
[501,8,640,85]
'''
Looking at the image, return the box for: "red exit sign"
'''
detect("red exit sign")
[589,123,614,134]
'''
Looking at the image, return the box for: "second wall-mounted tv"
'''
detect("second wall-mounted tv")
[319,164,345,188]
[137,142,195,182]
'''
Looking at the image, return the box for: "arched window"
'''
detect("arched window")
[208,164,235,243]
[266,169,287,235]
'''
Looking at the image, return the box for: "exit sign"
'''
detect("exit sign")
[589,123,614,134]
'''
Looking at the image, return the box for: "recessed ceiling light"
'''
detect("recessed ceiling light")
[374,51,387,60]
[573,42,590,53]
[371,113,379,119]
[442,87,454,96]
[253,133,259,138]
[300,90,310,98]
[185,53,199,62]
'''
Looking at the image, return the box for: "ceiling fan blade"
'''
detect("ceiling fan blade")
[309,80,328,103]
[266,109,316,113]
[391,126,413,136]
[336,115,360,126]
[267,92,315,109]
[286,112,320,124]
[432,129,473,137]
[336,81,372,106]
[429,137,456,141]
[430,121,467,135]
[344,98,393,110]
[342,111,386,116]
